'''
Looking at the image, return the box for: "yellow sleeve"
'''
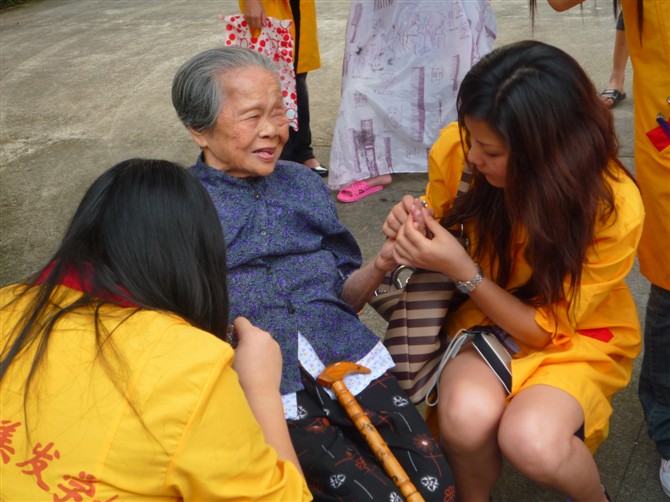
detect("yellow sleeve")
[167,343,312,501]
[533,173,645,344]
[424,122,466,221]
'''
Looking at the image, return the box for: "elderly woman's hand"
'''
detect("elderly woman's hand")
[232,317,282,396]
[394,207,474,281]
[374,236,398,274]
[383,195,434,239]
[243,0,267,30]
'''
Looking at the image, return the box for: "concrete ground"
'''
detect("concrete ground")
[0,1,663,500]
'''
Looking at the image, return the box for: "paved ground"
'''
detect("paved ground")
[0,1,664,500]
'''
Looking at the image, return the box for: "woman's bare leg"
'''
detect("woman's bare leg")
[499,385,608,502]
[601,27,629,107]
[437,346,508,502]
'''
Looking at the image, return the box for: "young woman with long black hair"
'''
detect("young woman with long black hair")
[1,159,310,500]
[384,40,644,502]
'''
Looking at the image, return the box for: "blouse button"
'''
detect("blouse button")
[260,230,267,236]
[255,193,261,200]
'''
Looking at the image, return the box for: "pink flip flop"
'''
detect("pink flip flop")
[337,180,385,203]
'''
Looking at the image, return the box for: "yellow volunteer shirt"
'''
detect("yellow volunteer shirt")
[621,0,670,289]
[1,284,311,501]
[424,123,645,452]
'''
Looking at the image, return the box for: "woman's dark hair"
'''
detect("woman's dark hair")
[442,40,631,313]
[1,159,230,399]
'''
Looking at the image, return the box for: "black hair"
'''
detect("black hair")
[1,159,229,412]
[443,41,631,312]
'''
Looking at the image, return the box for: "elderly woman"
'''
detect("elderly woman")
[172,46,454,501]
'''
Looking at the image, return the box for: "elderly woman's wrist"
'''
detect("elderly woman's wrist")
[373,254,395,275]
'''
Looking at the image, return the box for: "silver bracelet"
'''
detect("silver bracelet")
[455,264,484,294]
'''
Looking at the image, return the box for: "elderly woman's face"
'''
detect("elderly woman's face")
[192,67,289,177]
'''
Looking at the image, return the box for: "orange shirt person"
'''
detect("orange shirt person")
[1,159,311,501]
[384,41,643,502]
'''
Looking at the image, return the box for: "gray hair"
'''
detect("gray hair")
[172,46,278,132]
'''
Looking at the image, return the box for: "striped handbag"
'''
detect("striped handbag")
[368,164,472,404]
[369,267,455,403]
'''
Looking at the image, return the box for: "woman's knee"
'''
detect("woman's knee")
[499,385,586,479]
[437,379,506,450]
[498,411,576,481]
[500,423,555,466]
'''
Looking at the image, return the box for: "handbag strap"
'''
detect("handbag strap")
[437,156,472,230]
[424,329,473,407]
[456,161,473,198]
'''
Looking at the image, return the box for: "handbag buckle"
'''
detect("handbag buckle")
[391,265,416,289]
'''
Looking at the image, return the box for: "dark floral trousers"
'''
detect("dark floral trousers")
[288,370,456,502]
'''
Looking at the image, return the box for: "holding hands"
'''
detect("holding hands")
[382,195,426,239]
[383,195,549,349]
[383,196,477,283]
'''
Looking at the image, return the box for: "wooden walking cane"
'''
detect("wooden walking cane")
[317,361,425,502]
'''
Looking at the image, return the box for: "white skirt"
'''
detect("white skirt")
[328,0,497,189]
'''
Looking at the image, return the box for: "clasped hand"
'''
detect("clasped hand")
[383,195,475,282]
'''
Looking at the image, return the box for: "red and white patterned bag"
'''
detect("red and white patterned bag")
[221,14,298,130]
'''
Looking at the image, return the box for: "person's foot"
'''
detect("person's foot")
[303,158,328,177]
[336,174,392,203]
[599,87,626,109]
[661,458,670,497]
[368,174,392,186]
